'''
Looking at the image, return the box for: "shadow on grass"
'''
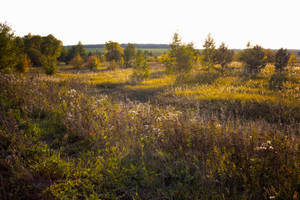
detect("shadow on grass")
[94,82,169,103]
[150,70,166,79]
[175,72,222,85]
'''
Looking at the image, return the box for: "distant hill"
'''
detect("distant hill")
[65,44,170,49]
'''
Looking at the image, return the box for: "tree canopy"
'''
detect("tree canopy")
[104,41,123,62]
[202,33,216,70]
[239,44,267,75]
[123,43,136,68]
[214,43,234,72]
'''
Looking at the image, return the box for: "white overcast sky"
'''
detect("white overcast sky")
[1,0,300,48]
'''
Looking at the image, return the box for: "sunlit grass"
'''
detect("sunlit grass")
[55,63,300,106]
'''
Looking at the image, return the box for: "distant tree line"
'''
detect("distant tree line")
[66,44,170,49]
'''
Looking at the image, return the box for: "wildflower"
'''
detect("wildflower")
[89,131,95,136]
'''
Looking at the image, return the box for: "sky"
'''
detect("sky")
[1,0,300,49]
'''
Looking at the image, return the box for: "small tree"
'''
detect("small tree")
[264,49,275,63]
[71,54,84,69]
[202,33,216,71]
[120,57,124,68]
[288,53,296,67]
[124,43,136,68]
[15,53,31,73]
[132,50,150,82]
[274,48,290,73]
[87,56,101,71]
[165,33,195,74]
[214,43,234,73]
[160,52,174,74]
[42,56,57,75]
[239,44,266,75]
[104,41,123,62]
[109,60,119,71]
[66,41,87,63]
[0,23,17,71]
[174,43,195,73]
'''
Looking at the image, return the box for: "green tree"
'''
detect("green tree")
[0,23,17,71]
[15,53,31,73]
[239,44,267,75]
[123,43,136,68]
[202,33,216,71]
[264,49,275,63]
[42,56,57,75]
[166,33,195,74]
[40,34,62,75]
[214,43,234,73]
[274,48,290,73]
[104,41,123,62]
[132,50,150,82]
[174,43,195,73]
[58,47,68,63]
[160,51,174,74]
[23,34,43,66]
[66,41,87,63]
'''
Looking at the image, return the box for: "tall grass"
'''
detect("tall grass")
[0,63,299,199]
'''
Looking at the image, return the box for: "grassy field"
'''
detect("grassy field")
[1,62,299,199]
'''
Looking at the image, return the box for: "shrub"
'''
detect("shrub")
[214,43,234,73]
[87,56,101,71]
[108,60,119,71]
[131,50,150,82]
[70,54,84,69]
[239,45,267,76]
[15,53,31,73]
[275,48,290,72]
[166,33,196,74]
[202,33,216,70]
[269,72,288,90]
[42,56,57,75]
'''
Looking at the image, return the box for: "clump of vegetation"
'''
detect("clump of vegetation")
[269,72,288,90]
[162,33,196,79]
[202,33,216,71]
[239,44,267,76]
[131,50,150,82]
[87,55,101,71]
[123,43,136,68]
[104,41,123,63]
[70,54,84,69]
[214,42,234,73]
[275,48,290,72]
[108,60,119,71]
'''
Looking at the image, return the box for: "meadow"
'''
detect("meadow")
[0,62,299,199]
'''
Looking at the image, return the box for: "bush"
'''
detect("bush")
[269,72,288,90]
[87,56,101,71]
[239,45,267,76]
[108,60,119,71]
[166,33,196,74]
[275,48,290,72]
[15,53,31,73]
[42,56,57,75]
[131,51,150,82]
[70,54,84,69]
